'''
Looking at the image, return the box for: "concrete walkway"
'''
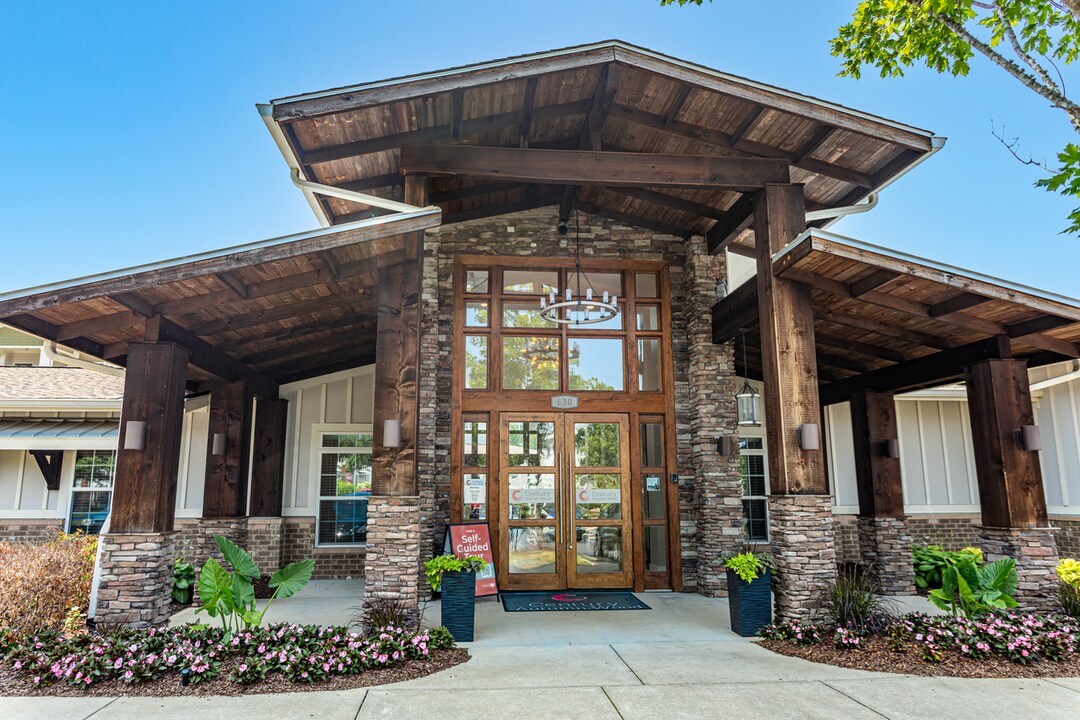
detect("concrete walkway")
[4,589,1080,719]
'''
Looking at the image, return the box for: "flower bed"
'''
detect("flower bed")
[758,612,1080,678]
[0,622,468,696]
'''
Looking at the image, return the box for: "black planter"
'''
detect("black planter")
[726,568,772,637]
[440,569,476,642]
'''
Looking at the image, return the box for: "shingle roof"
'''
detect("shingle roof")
[0,367,123,401]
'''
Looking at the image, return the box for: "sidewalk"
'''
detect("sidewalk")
[3,591,1079,719]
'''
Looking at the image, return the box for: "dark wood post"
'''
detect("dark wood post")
[754,184,825,496]
[754,182,836,621]
[111,342,189,534]
[372,174,427,496]
[202,380,254,518]
[964,358,1047,528]
[850,391,904,518]
[964,358,1058,610]
[850,390,915,592]
[249,397,288,517]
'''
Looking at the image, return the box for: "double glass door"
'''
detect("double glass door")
[498,412,632,590]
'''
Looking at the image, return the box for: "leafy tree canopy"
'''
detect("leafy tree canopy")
[661,0,1080,232]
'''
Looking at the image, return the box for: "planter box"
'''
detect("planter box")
[440,569,476,642]
[727,567,771,637]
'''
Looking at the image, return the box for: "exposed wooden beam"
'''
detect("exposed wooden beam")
[730,105,766,144]
[215,271,250,300]
[56,311,145,342]
[443,188,562,224]
[273,351,377,385]
[144,315,278,399]
[576,201,690,238]
[337,174,404,192]
[309,251,341,282]
[850,269,900,298]
[706,194,755,254]
[795,126,837,162]
[929,292,992,318]
[815,307,955,351]
[820,336,1012,405]
[581,63,619,151]
[817,351,875,374]
[111,292,154,318]
[1006,314,1075,338]
[399,144,791,189]
[664,85,692,128]
[1,313,106,358]
[186,294,364,336]
[815,333,912,363]
[519,77,538,147]
[221,316,377,353]
[610,187,727,220]
[711,279,758,344]
[29,450,63,491]
[451,89,465,139]
[430,182,521,204]
[239,330,377,366]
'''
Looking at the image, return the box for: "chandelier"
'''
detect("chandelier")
[539,211,620,326]
[520,337,577,370]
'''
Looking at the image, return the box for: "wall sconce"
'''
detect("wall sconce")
[716,436,735,456]
[883,438,900,459]
[123,420,147,451]
[383,418,401,449]
[1016,425,1042,452]
[797,423,820,451]
[212,432,228,456]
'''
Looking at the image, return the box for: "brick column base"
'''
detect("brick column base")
[857,515,916,594]
[770,495,837,622]
[979,525,1060,613]
[95,532,176,628]
[362,496,422,630]
[248,517,285,572]
[193,517,249,570]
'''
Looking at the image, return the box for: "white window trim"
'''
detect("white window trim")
[310,423,373,548]
[739,430,770,543]
[66,449,116,534]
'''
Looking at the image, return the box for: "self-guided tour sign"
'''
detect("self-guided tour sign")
[445,523,497,596]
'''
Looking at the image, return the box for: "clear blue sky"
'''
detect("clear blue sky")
[1,1,1078,297]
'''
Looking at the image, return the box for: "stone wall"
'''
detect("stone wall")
[94,532,175,628]
[0,519,64,543]
[361,496,421,630]
[770,495,837,622]
[857,516,916,594]
[979,526,1060,613]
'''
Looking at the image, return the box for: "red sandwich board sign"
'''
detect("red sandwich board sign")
[444,523,498,597]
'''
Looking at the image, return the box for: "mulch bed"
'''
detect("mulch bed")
[0,648,469,697]
[759,637,1080,678]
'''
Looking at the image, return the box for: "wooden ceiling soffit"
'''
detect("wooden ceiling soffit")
[400,145,790,189]
[274,351,378,386]
[442,188,564,225]
[220,316,376,353]
[242,330,377,367]
[2,313,105,358]
[575,201,691,238]
[0,213,438,318]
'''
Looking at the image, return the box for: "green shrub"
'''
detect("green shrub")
[0,532,97,638]
[426,625,456,649]
[1059,581,1080,617]
[928,557,1019,618]
[172,559,196,605]
[912,544,982,589]
[422,554,485,592]
[721,544,775,584]
[824,566,895,634]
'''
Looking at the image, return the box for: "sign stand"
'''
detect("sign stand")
[444,522,498,597]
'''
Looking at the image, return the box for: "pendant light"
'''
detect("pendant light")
[539,211,619,326]
[736,329,761,426]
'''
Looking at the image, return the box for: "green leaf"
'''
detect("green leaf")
[268,559,315,600]
[927,588,953,612]
[198,557,234,613]
[955,559,980,590]
[980,558,1018,595]
[214,534,261,580]
[242,609,265,627]
[231,573,255,613]
[914,575,929,589]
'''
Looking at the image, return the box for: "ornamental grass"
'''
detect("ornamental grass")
[0,532,97,638]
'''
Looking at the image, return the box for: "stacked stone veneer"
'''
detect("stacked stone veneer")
[361,496,422,629]
[684,235,742,596]
[770,496,837,621]
[856,516,916,594]
[979,526,1060,612]
[417,230,443,600]
[431,208,730,593]
[94,532,175,628]
[0,519,64,543]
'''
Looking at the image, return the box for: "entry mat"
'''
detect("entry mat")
[501,591,650,612]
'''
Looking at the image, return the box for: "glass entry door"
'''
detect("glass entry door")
[498,412,632,590]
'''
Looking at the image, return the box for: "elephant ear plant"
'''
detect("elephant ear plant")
[928,557,1019,618]
[196,534,315,639]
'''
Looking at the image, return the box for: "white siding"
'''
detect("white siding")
[1032,362,1080,513]
[175,397,210,517]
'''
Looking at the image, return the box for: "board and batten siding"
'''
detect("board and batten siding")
[1031,362,1080,514]
[280,365,375,515]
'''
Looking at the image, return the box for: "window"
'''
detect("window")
[68,450,115,534]
[317,432,372,546]
[463,418,488,520]
[739,436,769,542]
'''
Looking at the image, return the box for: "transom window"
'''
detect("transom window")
[316,432,372,546]
[68,450,115,534]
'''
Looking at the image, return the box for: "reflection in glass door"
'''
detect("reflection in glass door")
[498,413,632,590]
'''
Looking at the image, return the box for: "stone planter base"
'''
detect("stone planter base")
[770,495,837,623]
[978,525,1060,613]
[94,532,176,628]
[857,515,916,594]
[726,568,771,637]
[361,496,422,631]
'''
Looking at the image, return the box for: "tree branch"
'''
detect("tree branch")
[995,5,1061,92]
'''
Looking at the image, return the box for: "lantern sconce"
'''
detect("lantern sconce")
[716,436,736,456]
[797,423,820,451]
[383,418,402,449]
[883,438,900,459]
[212,432,228,457]
[735,329,761,427]
[123,420,147,451]
[1016,425,1042,452]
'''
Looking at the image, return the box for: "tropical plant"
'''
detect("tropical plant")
[825,566,896,634]
[722,546,775,583]
[1058,557,1080,586]
[195,535,314,639]
[927,556,1019,617]
[172,559,196,605]
[422,554,485,592]
[1058,557,1080,616]
[912,544,983,589]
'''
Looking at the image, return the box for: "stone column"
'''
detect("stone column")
[769,495,836,622]
[979,526,1060,613]
[361,496,422,630]
[417,230,442,600]
[685,236,743,597]
[95,533,177,628]
[857,516,915,594]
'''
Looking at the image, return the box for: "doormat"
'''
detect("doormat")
[501,591,650,612]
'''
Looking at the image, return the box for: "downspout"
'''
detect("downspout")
[258,104,332,228]
[805,192,878,222]
[43,342,124,378]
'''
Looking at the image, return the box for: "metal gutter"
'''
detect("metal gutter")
[43,342,124,378]
[289,168,424,214]
[258,103,331,227]
[0,207,442,302]
[1031,360,1080,392]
